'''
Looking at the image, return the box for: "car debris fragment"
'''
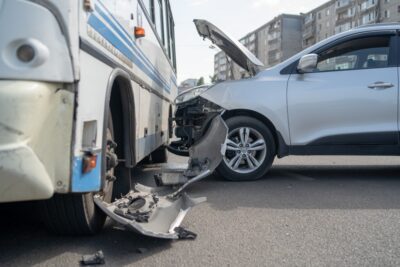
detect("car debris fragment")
[95,116,228,239]
[80,250,105,266]
[174,227,198,240]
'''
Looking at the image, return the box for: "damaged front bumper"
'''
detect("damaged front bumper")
[95,115,228,239]
[0,81,74,203]
[169,96,224,157]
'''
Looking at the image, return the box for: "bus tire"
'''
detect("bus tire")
[151,146,168,163]
[40,112,116,235]
[112,165,132,200]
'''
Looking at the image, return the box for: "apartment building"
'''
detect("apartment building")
[214,0,400,81]
[305,0,400,47]
[302,0,336,48]
[214,14,303,81]
[258,14,303,67]
[214,51,228,81]
[380,0,400,22]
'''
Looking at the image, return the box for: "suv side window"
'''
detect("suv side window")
[315,35,392,72]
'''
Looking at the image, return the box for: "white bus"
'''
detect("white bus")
[0,0,177,234]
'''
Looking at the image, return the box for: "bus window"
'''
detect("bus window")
[143,0,154,21]
[154,0,163,41]
[165,3,172,59]
[162,0,169,48]
[169,15,176,69]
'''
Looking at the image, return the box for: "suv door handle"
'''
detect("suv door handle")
[368,82,394,90]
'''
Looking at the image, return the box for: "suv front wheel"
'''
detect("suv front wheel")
[217,116,276,181]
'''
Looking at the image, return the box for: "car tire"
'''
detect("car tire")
[150,146,168,163]
[217,116,276,181]
[40,112,117,235]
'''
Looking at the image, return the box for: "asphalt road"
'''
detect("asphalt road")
[2,155,400,266]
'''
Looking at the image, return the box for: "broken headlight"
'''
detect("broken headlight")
[175,84,211,104]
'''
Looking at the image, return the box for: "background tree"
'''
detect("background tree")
[209,74,217,83]
[197,77,205,86]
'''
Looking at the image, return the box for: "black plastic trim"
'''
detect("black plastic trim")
[289,145,400,156]
[311,30,397,56]
[308,132,399,146]
[275,132,400,157]
[396,34,400,68]
[280,60,298,75]
[276,131,290,158]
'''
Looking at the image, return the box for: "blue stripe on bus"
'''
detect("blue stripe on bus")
[94,5,134,54]
[95,5,170,91]
[95,1,175,91]
[88,15,169,91]
[95,2,173,91]
[171,75,177,86]
[97,0,134,46]
[95,1,168,77]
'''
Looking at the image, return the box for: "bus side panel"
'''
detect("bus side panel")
[72,51,113,192]
[98,0,178,153]
[74,0,177,192]
[133,1,177,160]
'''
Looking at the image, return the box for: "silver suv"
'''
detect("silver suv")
[171,20,400,181]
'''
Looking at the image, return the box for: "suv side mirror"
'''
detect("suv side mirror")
[297,54,318,73]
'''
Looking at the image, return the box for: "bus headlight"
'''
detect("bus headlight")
[16,44,35,63]
[175,84,211,104]
[3,39,49,69]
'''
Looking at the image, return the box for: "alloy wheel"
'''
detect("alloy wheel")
[223,127,267,174]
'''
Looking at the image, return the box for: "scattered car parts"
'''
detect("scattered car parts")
[169,95,223,157]
[95,116,228,239]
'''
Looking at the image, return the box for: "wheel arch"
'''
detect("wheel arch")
[104,69,136,169]
[222,109,289,158]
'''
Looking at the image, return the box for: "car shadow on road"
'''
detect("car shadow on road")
[187,165,400,211]
[0,203,175,266]
[1,164,400,266]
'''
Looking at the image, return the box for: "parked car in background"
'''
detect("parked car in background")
[170,20,400,181]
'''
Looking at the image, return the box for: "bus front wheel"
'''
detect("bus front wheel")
[40,112,116,235]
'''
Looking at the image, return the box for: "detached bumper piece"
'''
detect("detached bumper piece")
[94,185,206,239]
[95,116,228,239]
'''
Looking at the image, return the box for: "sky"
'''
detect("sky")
[170,0,328,84]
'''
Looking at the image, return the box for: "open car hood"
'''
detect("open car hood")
[194,19,264,76]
